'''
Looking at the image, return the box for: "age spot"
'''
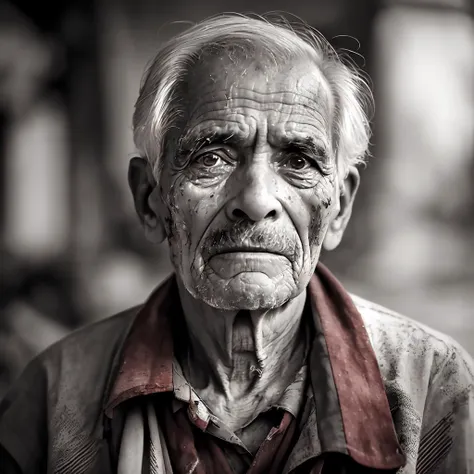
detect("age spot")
[322,197,331,209]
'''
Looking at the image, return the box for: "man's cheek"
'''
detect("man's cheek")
[165,179,193,230]
[307,209,333,271]
[165,204,192,267]
[307,177,338,245]
[306,203,324,248]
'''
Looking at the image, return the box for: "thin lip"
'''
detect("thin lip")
[212,248,283,256]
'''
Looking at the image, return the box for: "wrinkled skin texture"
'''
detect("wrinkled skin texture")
[129,51,359,432]
[160,54,342,311]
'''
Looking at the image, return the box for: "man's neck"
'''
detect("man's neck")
[176,279,308,429]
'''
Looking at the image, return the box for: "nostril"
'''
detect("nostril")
[232,209,247,219]
[232,208,277,220]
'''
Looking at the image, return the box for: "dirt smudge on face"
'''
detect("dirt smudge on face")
[309,205,324,247]
[322,196,331,209]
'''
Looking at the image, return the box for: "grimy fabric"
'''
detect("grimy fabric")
[0,264,473,473]
[105,265,404,473]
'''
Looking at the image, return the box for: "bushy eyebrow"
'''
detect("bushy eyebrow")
[177,129,332,174]
[270,134,332,176]
[177,130,247,157]
[277,136,329,162]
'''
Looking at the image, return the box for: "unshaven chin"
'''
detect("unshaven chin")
[192,262,303,310]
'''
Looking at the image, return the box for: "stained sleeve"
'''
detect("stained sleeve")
[418,341,474,473]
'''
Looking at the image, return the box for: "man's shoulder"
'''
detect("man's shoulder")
[0,306,143,473]
[37,305,142,376]
[3,304,142,406]
[52,305,141,350]
[350,295,474,470]
[350,293,473,387]
[351,293,455,343]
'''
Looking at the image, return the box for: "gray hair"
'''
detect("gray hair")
[133,13,374,179]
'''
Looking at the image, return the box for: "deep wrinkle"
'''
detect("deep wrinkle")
[150,52,349,432]
[161,54,339,309]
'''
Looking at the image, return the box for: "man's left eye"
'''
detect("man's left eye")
[197,153,221,167]
[283,155,310,170]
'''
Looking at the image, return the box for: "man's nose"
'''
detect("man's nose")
[225,164,283,222]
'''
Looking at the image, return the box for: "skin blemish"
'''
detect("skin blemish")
[322,197,332,209]
[309,212,324,248]
[160,53,348,311]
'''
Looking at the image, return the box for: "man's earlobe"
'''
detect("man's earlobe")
[323,166,360,251]
[128,157,166,244]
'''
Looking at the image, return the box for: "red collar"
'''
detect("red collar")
[104,263,405,470]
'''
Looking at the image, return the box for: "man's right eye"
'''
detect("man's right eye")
[196,153,222,167]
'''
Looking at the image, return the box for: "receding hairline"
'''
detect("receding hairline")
[181,47,335,110]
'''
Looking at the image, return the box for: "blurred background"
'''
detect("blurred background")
[0,0,473,397]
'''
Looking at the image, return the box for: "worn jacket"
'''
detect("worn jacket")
[0,265,473,473]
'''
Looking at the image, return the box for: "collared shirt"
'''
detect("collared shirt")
[164,358,308,473]
[0,263,472,473]
[104,265,405,473]
[171,357,309,464]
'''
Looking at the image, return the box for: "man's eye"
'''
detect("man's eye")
[195,153,222,167]
[283,155,309,170]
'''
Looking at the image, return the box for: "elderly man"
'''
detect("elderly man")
[0,13,473,474]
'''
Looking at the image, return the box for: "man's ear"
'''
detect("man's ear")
[323,166,360,251]
[128,157,166,244]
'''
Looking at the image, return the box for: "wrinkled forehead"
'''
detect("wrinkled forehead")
[180,51,335,140]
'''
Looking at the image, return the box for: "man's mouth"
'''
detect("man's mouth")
[207,250,289,279]
[212,246,284,257]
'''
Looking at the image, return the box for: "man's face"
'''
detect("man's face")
[157,54,345,310]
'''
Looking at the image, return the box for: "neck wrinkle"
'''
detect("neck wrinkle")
[176,279,308,404]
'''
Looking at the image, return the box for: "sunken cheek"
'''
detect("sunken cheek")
[170,177,224,238]
[302,178,336,253]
